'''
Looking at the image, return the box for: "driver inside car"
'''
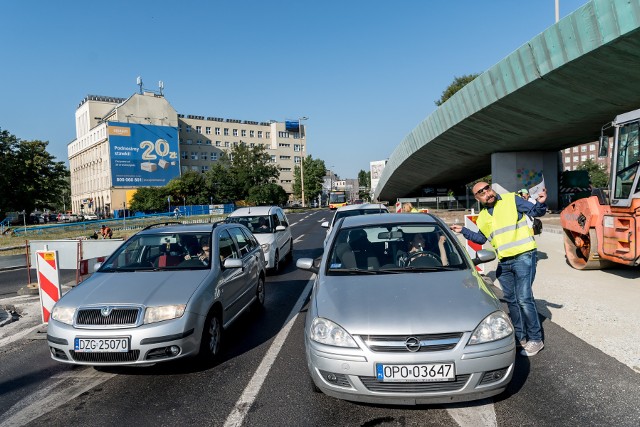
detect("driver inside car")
[398,232,449,267]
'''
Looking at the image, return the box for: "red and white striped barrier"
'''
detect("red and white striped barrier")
[35,250,62,323]
[464,214,485,274]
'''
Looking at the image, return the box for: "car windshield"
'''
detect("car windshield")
[227,215,272,233]
[326,223,467,275]
[333,208,387,225]
[98,231,212,272]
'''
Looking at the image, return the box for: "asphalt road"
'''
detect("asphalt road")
[0,210,639,427]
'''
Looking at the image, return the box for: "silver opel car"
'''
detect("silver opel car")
[47,222,266,366]
[297,213,515,405]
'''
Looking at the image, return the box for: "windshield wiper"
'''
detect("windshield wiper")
[328,268,379,275]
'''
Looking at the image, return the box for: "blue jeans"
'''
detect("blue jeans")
[496,250,542,342]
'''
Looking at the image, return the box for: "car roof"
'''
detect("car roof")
[137,223,218,235]
[335,203,387,212]
[339,212,440,228]
[229,206,279,216]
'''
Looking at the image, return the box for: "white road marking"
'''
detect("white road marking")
[223,276,314,427]
[293,235,305,243]
[0,368,115,427]
[0,324,42,348]
[446,399,497,427]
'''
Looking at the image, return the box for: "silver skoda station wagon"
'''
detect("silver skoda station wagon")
[47,222,266,366]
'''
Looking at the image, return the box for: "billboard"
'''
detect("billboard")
[370,160,387,192]
[108,122,180,187]
[285,120,300,132]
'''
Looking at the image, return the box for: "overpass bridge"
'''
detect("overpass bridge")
[374,0,640,210]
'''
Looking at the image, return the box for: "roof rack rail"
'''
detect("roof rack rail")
[141,221,183,231]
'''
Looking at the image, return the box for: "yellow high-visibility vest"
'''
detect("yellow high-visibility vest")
[477,192,536,260]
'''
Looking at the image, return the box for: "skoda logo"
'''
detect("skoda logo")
[405,337,421,352]
[100,306,112,317]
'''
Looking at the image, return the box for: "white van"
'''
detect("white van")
[227,206,293,273]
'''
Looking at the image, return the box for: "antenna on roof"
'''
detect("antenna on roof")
[159,80,164,95]
[137,76,143,94]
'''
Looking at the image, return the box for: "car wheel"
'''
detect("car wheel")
[272,250,280,274]
[252,276,265,312]
[199,309,222,362]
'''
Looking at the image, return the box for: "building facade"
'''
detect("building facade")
[560,139,612,172]
[68,92,306,216]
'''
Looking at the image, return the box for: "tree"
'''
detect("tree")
[166,170,208,206]
[577,159,609,188]
[247,183,288,206]
[435,73,480,106]
[357,170,371,201]
[293,156,326,205]
[0,129,69,217]
[129,187,171,213]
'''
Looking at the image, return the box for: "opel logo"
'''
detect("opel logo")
[101,306,112,317]
[405,337,421,352]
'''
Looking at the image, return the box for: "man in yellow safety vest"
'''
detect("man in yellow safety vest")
[450,182,548,357]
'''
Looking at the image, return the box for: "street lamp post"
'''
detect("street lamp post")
[299,116,308,207]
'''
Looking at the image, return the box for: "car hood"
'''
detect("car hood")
[57,270,210,308]
[313,270,502,335]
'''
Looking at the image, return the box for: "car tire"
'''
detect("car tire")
[252,276,265,312]
[199,308,222,362]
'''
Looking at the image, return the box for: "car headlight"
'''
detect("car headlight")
[309,317,358,348]
[468,311,513,345]
[51,306,75,325]
[144,305,186,324]
[261,243,270,252]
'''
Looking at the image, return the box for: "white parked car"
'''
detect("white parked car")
[322,203,388,246]
[226,206,293,273]
[83,214,98,221]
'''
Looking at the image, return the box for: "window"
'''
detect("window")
[211,152,218,160]
[280,155,291,160]
[278,131,290,138]
[197,139,202,145]
[233,129,238,136]
[191,151,199,160]
[564,148,570,153]
[201,165,209,172]
[271,155,276,163]
[589,154,595,160]
[202,152,208,160]
[181,151,187,160]
[215,127,221,135]
[266,132,270,138]
[225,141,230,147]
[179,124,182,132]
[241,130,246,137]
[294,156,301,164]
[186,139,192,145]
[573,156,579,162]
[191,165,198,171]
[572,147,578,152]
[218,230,238,264]
[589,144,595,151]
[580,146,587,152]
[228,227,251,257]
[206,127,211,135]
[250,130,254,137]
[258,131,263,138]
[565,156,571,163]
[581,155,587,161]
[186,125,192,133]
[196,126,202,134]
[215,141,221,147]
[206,140,212,145]
[224,128,229,136]
[250,143,255,148]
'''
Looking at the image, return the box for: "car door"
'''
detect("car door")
[227,226,260,310]
[217,229,248,323]
[275,208,291,258]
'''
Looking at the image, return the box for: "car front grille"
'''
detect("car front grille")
[76,307,141,326]
[70,350,140,363]
[362,332,463,352]
[359,374,470,393]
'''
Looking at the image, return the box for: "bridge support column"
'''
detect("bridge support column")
[491,151,560,211]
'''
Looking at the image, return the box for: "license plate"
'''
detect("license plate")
[376,363,455,382]
[74,337,130,353]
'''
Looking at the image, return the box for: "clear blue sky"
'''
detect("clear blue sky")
[1,0,589,181]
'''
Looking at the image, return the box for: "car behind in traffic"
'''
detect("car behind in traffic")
[47,222,266,366]
[297,213,514,404]
[321,203,388,246]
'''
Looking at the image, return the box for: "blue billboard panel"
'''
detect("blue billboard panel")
[285,120,300,132]
[108,122,180,187]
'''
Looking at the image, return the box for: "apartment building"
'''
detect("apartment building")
[561,139,612,172]
[68,91,306,216]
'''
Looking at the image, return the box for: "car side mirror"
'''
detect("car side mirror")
[223,258,243,269]
[598,135,609,158]
[296,258,319,274]
[473,249,496,265]
[93,262,102,272]
[275,225,286,231]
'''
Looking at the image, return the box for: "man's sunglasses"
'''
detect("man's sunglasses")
[474,184,491,196]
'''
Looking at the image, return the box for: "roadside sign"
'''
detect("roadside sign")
[464,215,485,273]
[35,250,62,323]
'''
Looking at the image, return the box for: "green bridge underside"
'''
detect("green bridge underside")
[376,0,640,201]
